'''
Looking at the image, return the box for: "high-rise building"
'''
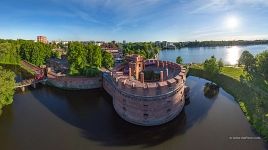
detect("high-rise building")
[162,41,168,48]
[37,36,48,44]
[155,41,161,47]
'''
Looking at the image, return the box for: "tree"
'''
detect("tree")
[218,58,224,71]
[82,66,100,77]
[0,42,20,64]
[256,50,268,79]
[238,50,255,71]
[20,41,53,66]
[91,45,102,68]
[176,56,183,64]
[67,42,87,75]
[67,42,107,76]
[122,42,160,59]
[102,51,114,69]
[52,50,61,59]
[0,66,15,115]
[84,43,102,68]
[203,56,219,76]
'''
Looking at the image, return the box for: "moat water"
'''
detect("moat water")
[160,44,268,65]
[0,76,267,150]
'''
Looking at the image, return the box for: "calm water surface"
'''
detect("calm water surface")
[0,76,267,150]
[160,45,268,65]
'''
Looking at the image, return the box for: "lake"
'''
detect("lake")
[0,76,267,150]
[159,45,268,65]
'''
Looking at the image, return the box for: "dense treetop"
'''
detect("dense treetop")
[176,56,183,64]
[0,39,54,66]
[203,56,220,76]
[122,42,160,59]
[173,40,268,49]
[0,42,20,64]
[20,41,54,66]
[256,50,268,79]
[0,66,15,116]
[67,42,114,76]
[238,51,255,71]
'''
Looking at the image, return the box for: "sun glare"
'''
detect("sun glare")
[226,46,240,65]
[226,16,239,29]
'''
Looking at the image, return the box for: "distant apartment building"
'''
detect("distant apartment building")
[162,41,168,48]
[95,41,104,46]
[155,41,161,47]
[37,36,48,44]
[167,42,176,49]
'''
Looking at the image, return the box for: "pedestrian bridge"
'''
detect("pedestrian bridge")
[15,78,47,91]
[15,60,46,92]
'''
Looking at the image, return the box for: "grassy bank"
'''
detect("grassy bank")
[0,63,35,78]
[189,64,268,141]
[19,65,35,76]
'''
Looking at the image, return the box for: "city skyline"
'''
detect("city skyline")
[1,0,268,42]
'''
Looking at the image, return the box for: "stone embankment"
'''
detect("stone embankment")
[46,71,102,90]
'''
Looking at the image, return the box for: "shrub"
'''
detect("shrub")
[203,56,219,76]
[82,67,100,77]
[203,82,219,98]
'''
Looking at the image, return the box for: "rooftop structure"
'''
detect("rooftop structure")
[47,55,69,74]
[101,43,119,53]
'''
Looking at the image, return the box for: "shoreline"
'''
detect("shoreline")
[160,43,268,50]
[188,64,268,142]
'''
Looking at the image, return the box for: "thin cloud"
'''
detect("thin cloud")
[189,0,268,14]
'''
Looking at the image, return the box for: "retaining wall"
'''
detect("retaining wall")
[47,76,102,90]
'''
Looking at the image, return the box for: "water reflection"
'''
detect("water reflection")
[159,44,268,65]
[31,88,190,147]
[225,46,240,65]
[27,77,217,147]
[0,76,266,150]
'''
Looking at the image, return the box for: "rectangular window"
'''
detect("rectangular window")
[144,113,149,118]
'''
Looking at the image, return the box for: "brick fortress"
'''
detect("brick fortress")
[103,55,189,126]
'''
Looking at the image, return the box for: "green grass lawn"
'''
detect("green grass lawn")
[220,66,244,81]
[189,64,268,141]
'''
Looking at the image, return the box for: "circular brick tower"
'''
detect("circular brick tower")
[103,55,187,126]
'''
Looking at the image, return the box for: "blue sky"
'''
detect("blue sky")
[1,0,268,42]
